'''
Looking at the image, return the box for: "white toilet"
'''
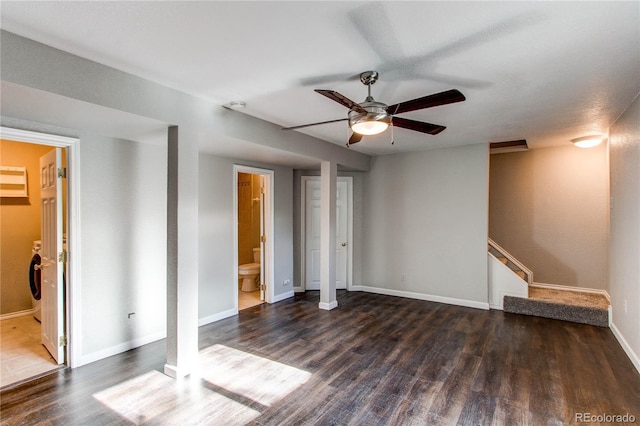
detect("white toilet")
[239,247,261,292]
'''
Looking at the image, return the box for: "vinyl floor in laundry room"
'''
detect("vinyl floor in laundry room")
[0,315,59,389]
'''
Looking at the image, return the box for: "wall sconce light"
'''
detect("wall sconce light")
[571,135,604,149]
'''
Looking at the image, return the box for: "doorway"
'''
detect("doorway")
[0,127,79,385]
[0,134,74,387]
[234,166,274,311]
[301,176,353,291]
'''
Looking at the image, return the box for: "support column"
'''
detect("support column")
[319,160,338,310]
[165,126,199,378]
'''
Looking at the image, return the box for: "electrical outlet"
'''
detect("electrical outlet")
[401,274,406,282]
[283,279,291,287]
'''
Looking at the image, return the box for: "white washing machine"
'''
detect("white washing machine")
[29,240,42,322]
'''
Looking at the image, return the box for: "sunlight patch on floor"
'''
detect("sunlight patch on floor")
[92,370,260,425]
[198,344,312,407]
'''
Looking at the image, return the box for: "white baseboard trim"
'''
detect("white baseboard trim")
[293,286,304,293]
[610,321,640,374]
[199,308,237,327]
[351,285,490,310]
[318,300,338,310]
[532,282,611,302]
[78,330,166,367]
[0,309,34,320]
[271,290,295,303]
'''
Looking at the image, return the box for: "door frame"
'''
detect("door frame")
[300,175,353,292]
[0,126,81,368]
[233,165,275,306]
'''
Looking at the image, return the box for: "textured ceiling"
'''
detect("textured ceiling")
[1,1,639,155]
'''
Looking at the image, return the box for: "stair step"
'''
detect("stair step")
[504,288,610,327]
[497,257,508,265]
[515,270,526,280]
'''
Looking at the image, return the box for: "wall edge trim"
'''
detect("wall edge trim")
[198,308,238,327]
[352,285,490,310]
[0,309,34,321]
[77,330,166,367]
[272,291,295,304]
[610,320,640,374]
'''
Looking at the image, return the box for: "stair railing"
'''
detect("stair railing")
[488,238,533,285]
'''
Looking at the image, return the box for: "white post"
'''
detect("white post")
[319,160,338,310]
[164,126,199,378]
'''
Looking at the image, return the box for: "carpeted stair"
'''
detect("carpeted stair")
[504,287,609,327]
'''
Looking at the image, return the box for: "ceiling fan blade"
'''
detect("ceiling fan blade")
[349,132,363,145]
[315,90,366,114]
[387,89,466,115]
[393,117,446,135]
[300,73,360,86]
[282,118,348,131]
[348,3,403,63]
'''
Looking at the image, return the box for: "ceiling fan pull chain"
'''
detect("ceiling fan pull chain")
[391,119,395,145]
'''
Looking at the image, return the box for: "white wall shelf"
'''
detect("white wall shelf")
[0,166,28,197]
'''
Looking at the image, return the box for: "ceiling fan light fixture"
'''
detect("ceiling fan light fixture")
[571,135,604,148]
[349,102,391,135]
[351,119,389,135]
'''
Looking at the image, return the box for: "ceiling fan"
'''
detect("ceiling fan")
[283,71,466,146]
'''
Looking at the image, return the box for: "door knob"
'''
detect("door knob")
[341,242,347,247]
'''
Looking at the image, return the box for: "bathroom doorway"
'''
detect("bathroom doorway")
[234,166,274,311]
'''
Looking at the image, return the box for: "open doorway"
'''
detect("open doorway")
[234,166,274,311]
[0,138,66,387]
[1,127,79,388]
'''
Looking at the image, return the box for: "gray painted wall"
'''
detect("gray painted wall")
[361,144,490,305]
[490,144,609,290]
[80,134,167,358]
[198,153,294,320]
[609,93,640,367]
[1,30,362,365]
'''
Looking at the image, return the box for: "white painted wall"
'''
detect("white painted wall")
[609,93,640,372]
[80,134,167,363]
[198,153,294,322]
[360,143,490,307]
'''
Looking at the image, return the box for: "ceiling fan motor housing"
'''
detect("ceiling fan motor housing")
[348,100,390,133]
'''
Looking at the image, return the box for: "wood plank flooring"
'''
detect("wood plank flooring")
[1,291,639,425]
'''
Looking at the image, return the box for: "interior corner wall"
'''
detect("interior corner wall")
[361,143,489,305]
[80,134,167,362]
[198,152,294,321]
[0,140,55,315]
[609,93,640,369]
[489,144,609,290]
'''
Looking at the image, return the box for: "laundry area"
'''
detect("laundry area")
[0,139,65,388]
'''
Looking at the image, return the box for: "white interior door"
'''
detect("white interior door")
[40,148,65,364]
[304,178,350,290]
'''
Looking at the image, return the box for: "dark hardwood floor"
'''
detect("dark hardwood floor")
[1,291,639,425]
